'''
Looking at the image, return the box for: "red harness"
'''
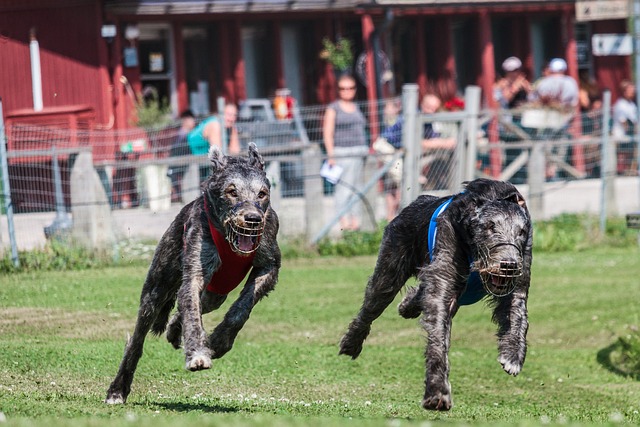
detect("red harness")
[200,201,255,295]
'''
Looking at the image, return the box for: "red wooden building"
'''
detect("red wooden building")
[0,0,631,131]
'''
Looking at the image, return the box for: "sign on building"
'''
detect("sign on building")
[592,34,633,56]
[576,0,629,22]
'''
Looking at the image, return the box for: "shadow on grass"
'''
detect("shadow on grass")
[596,340,640,381]
[151,402,241,413]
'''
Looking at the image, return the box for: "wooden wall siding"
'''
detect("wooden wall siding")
[0,1,110,125]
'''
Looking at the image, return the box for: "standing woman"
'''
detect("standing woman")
[323,74,368,231]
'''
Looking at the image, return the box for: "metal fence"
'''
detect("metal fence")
[1,86,639,261]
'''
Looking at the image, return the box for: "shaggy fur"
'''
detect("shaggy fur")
[339,178,533,411]
[105,143,280,404]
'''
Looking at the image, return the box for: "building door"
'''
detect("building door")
[183,25,215,116]
[530,18,560,80]
[242,24,270,99]
[281,24,304,104]
[138,23,177,114]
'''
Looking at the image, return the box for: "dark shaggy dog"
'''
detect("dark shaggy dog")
[339,179,532,411]
[105,143,280,404]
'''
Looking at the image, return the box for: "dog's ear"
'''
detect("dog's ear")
[247,142,265,170]
[208,145,227,172]
[503,191,527,208]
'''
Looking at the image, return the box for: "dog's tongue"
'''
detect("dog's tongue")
[238,235,254,252]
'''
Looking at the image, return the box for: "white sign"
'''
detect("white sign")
[576,0,629,22]
[592,34,633,56]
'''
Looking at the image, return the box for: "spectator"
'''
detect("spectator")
[493,56,532,109]
[612,80,638,175]
[578,70,603,178]
[322,74,368,232]
[529,58,579,111]
[188,103,240,181]
[167,109,195,203]
[419,93,456,190]
[420,93,456,152]
[375,98,403,221]
[188,103,240,156]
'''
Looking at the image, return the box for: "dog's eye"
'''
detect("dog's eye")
[226,188,238,198]
[486,220,496,231]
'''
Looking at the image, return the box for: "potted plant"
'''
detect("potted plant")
[319,37,354,75]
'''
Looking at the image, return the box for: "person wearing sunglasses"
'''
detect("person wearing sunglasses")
[322,74,368,232]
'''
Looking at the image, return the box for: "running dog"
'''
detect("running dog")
[106,143,280,404]
[339,179,532,411]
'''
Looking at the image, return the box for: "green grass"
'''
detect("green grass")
[0,247,639,426]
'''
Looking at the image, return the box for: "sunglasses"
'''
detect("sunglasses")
[339,86,356,91]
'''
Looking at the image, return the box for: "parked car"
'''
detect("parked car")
[236,98,310,197]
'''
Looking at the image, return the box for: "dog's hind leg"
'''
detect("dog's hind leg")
[105,279,168,404]
[339,238,415,359]
[166,291,227,349]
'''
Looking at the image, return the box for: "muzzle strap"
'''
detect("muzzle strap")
[426,195,485,306]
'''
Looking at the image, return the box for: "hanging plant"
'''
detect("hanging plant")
[134,86,172,129]
[319,37,354,72]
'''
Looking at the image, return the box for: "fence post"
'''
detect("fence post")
[464,86,482,182]
[182,162,201,203]
[400,84,419,209]
[528,142,545,220]
[303,144,324,243]
[70,150,115,250]
[600,90,616,232]
[0,98,19,267]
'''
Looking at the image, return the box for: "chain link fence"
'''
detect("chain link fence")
[1,87,639,261]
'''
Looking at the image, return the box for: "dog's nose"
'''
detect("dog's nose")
[244,212,263,224]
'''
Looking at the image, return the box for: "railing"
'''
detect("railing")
[0,88,639,258]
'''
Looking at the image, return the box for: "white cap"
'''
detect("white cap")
[548,58,567,73]
[502,56,522,72]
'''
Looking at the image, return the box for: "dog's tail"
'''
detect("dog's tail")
[151,297,176,336]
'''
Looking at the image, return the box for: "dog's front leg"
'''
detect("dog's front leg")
[178,251,213,371]
[493,290,529,376]
[208,266,278,358]
[421,265,459,411]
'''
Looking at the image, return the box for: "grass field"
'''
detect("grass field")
[1,247,639,426]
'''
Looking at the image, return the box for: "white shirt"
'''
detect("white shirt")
[531,74,579,108]
[612,97,637,138]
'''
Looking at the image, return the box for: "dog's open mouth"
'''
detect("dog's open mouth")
[478,261,522,297]
[226,219,265,255]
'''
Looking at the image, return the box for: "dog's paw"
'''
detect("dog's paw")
[338,321,371,359]
[398,287,422,319]
[338,335,363,360]
[498,354,522,376]
[422,391,452,411]
[105,392,125,405]
[166,327,182,349]
[185,350,212,371]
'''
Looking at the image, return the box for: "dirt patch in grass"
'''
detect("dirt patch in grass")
[1,307,135,340]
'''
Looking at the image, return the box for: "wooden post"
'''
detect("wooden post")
[303,144,324,243]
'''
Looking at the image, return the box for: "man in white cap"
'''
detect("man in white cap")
[529,57,579,110]
[493,56,532,109]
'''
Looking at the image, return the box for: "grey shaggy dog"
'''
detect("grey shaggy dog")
[339,178,532,411]
[105,143,280,404]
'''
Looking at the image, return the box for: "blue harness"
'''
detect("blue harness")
[428,197,485,306]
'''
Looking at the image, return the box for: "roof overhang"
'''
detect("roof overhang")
[104,0,364,15]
